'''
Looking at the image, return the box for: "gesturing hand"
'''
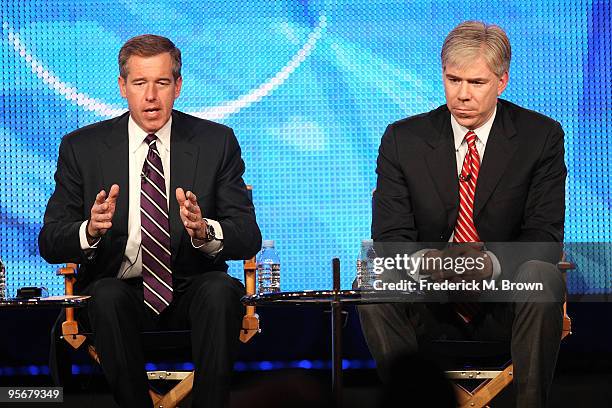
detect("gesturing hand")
[176,188,207,240]
[86,184,120,243]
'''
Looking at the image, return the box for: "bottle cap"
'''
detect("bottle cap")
[361,239,374,247]
[263,240,275,248]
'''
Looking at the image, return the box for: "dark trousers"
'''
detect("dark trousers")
[79,271,245,408]
[358,260,566,408]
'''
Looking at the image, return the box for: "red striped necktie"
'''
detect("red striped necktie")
[455,130,481,243]
[140,134,173,314]
[453,130,481,323]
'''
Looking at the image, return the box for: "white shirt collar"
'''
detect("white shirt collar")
[128,115,172,154]
[451,106,497,150]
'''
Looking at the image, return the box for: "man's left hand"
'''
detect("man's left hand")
[176,188,207,240]
[428,243,493,282]
[449,244,493,282]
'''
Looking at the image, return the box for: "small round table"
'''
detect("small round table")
[0,295,89,310]
[242,259,417,407]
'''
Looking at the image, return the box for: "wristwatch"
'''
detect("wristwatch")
[85,220,101,246]
[203,222,217,242]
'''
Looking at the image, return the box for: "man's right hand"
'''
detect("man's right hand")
[421,243,491,282]
[86,184,120,244]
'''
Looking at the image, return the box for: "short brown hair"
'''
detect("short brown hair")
[118,34,182,80]
[441,21,511,77]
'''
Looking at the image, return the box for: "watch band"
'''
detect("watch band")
[204,222,216,242]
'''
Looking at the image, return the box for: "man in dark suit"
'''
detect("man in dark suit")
[39,34,261,407]
[359,21,566,407]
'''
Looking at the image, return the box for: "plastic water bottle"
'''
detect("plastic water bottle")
[256,240,281,294]
[356,239,377,289]
[0,257,6,299]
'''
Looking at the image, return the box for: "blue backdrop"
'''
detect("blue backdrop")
[1,0,610,296]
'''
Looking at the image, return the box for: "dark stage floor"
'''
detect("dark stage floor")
[2,368,611,408]
[2,303,611,407]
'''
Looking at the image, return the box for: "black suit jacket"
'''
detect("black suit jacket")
[39,110,261,293]
[372,99,566,278]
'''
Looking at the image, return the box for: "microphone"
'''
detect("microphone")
[459,172,471,182]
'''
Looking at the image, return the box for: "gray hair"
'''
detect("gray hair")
[441,21,511,77]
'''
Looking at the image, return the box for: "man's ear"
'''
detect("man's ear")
[118,75,127,98]
[497,71,509,96]
[174,76,183,99]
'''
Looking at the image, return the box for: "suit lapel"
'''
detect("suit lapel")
[425,109,460,231]
[102,113,130,239]
[169,112,200,264]
[473,102,519,219]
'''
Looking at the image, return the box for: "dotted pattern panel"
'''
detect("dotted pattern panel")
[0,0,609,296]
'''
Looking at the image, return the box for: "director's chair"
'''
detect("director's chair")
[369,189,572,407]
[55,186,260,408]
[440,257,574,408]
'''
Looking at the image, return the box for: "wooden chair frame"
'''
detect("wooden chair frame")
[58,183,260,407]
[446,258,574,408]
[58,185,259,407]
[58,256,258,408]
[370,188,572,406]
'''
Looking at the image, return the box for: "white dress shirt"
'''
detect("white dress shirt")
[451,107,496,176]
[411,108,501,281]
[79,116,224,279]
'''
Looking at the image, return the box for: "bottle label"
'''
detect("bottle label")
[256,262,280,294]
[0,259,5,299]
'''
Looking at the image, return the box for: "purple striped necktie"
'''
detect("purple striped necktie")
[141,134,173,314]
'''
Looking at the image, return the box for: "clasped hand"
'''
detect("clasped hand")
[421,243,493,282]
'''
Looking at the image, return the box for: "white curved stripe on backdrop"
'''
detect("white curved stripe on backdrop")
[1,14,327,120]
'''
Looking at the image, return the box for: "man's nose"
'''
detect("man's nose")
[457,82,470,101]
[145,84,157,101]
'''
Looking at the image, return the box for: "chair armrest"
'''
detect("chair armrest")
[557,261,575,271]
[558,252,573,339]
[56,263,77,294]
[240,256,260,343]
[244,256,256,296]
[56,263,86,349]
